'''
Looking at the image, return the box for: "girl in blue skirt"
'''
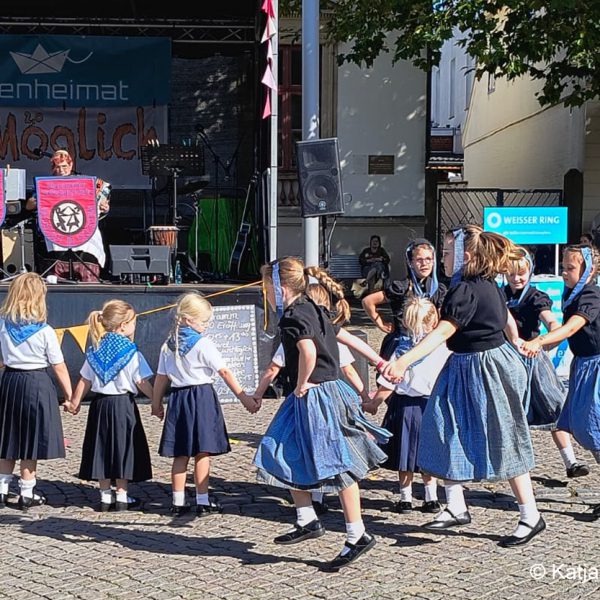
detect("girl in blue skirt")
[505,248,588,478]
[522,243,600,518]
[383,225,544,547]
[254,257,390,571]
[0,273,72,510]
[152,292,259,516]
[364,296,450,515]
[65,300,153,512]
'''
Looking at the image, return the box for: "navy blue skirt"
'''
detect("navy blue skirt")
[0,367,65,460]
[78,393,152,482]
[159,383,231,457]
[380,393,428,472]
[380,329,403,361]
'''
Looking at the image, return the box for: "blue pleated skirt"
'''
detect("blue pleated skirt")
[254,379,391,492]
[523,351,566,428]
[0,368,65,461]
[380,393,428,473]
[159,383,231,457]
[418,343,534,482]
[556,354,600,452]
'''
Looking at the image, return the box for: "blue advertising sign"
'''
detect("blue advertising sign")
[0,35,171,107]
[483,206,568,244]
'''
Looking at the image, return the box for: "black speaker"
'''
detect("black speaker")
[109,245,171,277]
[296,138,344,217]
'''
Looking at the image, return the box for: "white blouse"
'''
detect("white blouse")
[0,320,64,369]
[81,351,152,395]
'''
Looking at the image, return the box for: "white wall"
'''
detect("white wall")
[336,42,427,217]
[583,101,600,231]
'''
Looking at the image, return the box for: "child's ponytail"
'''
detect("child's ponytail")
[304,266,350,324]
[87,310,106,348]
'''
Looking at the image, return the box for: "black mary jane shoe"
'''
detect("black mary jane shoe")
[171,503,191,516]
[499,516,546,547]
[591,504,600,520]
[312,499,329,516]
[196,496,223,516]
[273,519,325,545]
[566,462,590,478]
[394,501,413,514]
[18,489,47,511]
[422,500,442,514]
[422,508,471,530]
[325,533,376,572]
[99,501,115,513]
[0,493,7,508]
[115,497,142,512]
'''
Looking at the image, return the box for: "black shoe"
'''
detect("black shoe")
[171,503,191,516]
[394,501,413,514]
[567,462,590,478]
[273,519,325,545]
[18,489,47,511]
[0,493,7,508]
[591,504,600,520]
[312,500,329,515]
[326,533,376,571]
[99,501,114,513]
[115,498,142,512]
[499,516,546,547]
[196,496,223,516]
[423,508,471,530]
[422,500,442,514]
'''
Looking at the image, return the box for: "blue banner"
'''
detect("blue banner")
[0,35,171,107]
[483,206,568,244]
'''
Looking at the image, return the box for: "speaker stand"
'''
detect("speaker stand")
[320,215,338,270]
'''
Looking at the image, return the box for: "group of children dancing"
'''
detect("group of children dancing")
[0,223,599,572]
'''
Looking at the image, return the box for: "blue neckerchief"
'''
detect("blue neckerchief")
[4,320,47,345]
[552,339,569,369]
[506,251,534,308]
[450,229,465,287]
[167,326,203,356]
[562,247,593,310]
[272,262,284,318]
[392,333,426,367]
[86,332,137,385]
[406,241,439,298]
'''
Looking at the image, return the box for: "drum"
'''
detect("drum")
[148,226,179,247]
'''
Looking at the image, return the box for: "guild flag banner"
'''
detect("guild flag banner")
[0,170,5,227]
[35,176,98,247]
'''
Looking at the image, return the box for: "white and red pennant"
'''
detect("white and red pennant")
[261,0,277,119]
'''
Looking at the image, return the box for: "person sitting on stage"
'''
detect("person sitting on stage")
[29,149,110,282]
[358,235,390,294]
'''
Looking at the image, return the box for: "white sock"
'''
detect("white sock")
[100,489,113,504]
[559,445,577,468]
[511,501,541,538]
[116,491,128,503]
[311,491,324,503]
[340,520,366,555]
[172,491,186,506]
[0,473,13,495]
[196,493,210,506]
[19,478,36,499]
[399,484,412,503]
[296,505,318,526]
[424,481,438,502]
[435,481,467,521]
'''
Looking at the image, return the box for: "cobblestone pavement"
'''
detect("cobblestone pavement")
[2,321,600,600]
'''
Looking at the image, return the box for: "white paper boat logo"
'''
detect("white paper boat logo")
[10,44,92,75]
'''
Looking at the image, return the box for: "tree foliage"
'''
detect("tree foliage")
[282,1,600,107]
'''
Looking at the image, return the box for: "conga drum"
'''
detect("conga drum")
[148,226,179,247]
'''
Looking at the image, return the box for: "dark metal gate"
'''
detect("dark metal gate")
[437,188,563,250]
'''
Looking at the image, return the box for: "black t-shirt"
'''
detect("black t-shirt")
[442,277,507,352]
[563,284,600,357]
[384,277,447,329]
[279,296,341,387]
[503,286,552,341]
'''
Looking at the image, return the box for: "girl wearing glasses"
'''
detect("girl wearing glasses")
[64,300,153,512]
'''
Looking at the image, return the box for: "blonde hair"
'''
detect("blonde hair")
[88,299,135,348]
[306,283,331,310]
[507,246,532,276]
[447,225,521,278]
[402,297,439,342]
[563,243,600,278]
[171,292,213,356]
[0,273,47,323]
[260,257,350,324]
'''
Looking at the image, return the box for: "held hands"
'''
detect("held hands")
[63,399,80,415]
[293,382,317,398]
[381,357,408,384]
[151,401,165,421]
[362,396,383,416]
[238,391,261,414]
[520,338,542,358]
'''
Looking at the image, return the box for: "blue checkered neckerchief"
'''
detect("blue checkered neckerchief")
[86,332,137,385]
[562,246,594,311]
[392,333,426,367]
[167,326,203,356]
[450,229,465,287]
[272,262,284,318]
[4,320,47,345]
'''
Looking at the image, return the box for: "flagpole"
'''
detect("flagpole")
[268,1,279,261]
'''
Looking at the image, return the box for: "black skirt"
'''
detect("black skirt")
[0,367,65,460]
[159,383,231,457]
[78,393,152,482]
[379,392,428,472]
